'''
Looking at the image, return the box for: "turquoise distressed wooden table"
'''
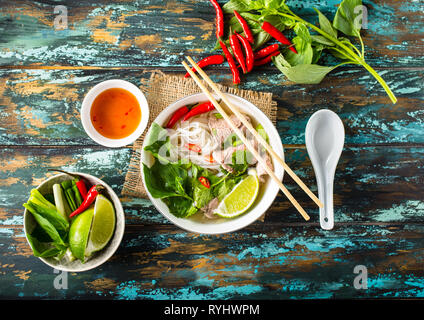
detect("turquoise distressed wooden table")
[0,0,423,300]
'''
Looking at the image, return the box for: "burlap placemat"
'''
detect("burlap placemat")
[121,71,277,198]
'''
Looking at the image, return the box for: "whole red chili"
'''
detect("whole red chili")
[233,10,254,44]
[198,176,211,189]
[236,32,254,73]
[261,22,297,54]
[219,40,241,85]
[69,185,105,218]
[254,51,280,67]
[209,0,224,39]
[254,44,280,60]
[229,33,247,74]
[184,55,225,78]
[183,101,215,121]
[166,106,189,128]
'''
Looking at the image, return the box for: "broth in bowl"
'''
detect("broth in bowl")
[141,93,284,234]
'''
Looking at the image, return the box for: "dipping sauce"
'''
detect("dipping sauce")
[90,88,141,139]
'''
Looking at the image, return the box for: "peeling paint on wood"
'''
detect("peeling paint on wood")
[0,0,423,300]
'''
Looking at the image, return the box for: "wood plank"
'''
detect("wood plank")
[0,0,422,67]
[0,68,422,146]
[1,146,423,227]
[1,223,423,299]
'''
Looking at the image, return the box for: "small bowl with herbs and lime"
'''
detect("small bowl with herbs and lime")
[23,171,125,272]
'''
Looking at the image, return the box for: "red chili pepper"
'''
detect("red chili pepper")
[219,40,241,85]
[183,101,215,121]
[198,176,211,189]
[233,10,254,44]
[236,32,254,73]
[254,44,280,60]
[184,55,225,78]
[166,106,189,128]
[261,22,297,54]
[209,0,224,39]
[254,51,280,67]
[185,143,202,153]
[229,33,247,74]
[69,185,105,218]
[75,180,87,199]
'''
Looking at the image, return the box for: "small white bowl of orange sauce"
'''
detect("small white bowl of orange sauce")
[81,79,149,148]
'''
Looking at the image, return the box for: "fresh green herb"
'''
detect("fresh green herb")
[273,54,342,84]
[221,0,397,104]
[229,150,254,175]
[144,122,174,164]
[61,179,82,212]
[256,123,269,143]
[52,183,71,222]
[223,133,243,148]
[71,180,83,208]
[23,189,69,257]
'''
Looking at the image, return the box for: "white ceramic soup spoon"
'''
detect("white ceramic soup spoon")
[305,109,345,230]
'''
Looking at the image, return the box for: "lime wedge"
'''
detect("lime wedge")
[215,170,260,218]
[85,195,116,257]
[69,207,94,262]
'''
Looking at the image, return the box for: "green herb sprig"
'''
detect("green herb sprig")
[222,0,397,104]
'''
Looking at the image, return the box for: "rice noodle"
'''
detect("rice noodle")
[169,113,221,170]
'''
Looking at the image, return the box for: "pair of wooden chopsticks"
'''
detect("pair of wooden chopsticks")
[182,56,323,221]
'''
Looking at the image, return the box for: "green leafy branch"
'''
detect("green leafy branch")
[222,0,397,104]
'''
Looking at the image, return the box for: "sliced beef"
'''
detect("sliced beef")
[212,144,248,173]
[201,197,220,219]
[208,114,241,146]
[256,152,273,183]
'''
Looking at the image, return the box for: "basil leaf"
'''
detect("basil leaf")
[26,233,64,258]
[222,0,253,13]
[213,178,237,201]
[145,122,168,146]
[293,22,311,44]
[26,208,67,249]
[312,44,325,64]
[252,31,272,50]
[273,54,339,84]
[193,181,214,210]
[283,23,313,66]
[333,0,363,37]
[142,162,191,200]
[144,122,176,164]
[311,35,335,47]
[314,8,338,39]
[284,37,313,66]
[163,197,197,218]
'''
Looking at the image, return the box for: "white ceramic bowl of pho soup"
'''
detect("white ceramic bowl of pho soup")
[141,92,284,234]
